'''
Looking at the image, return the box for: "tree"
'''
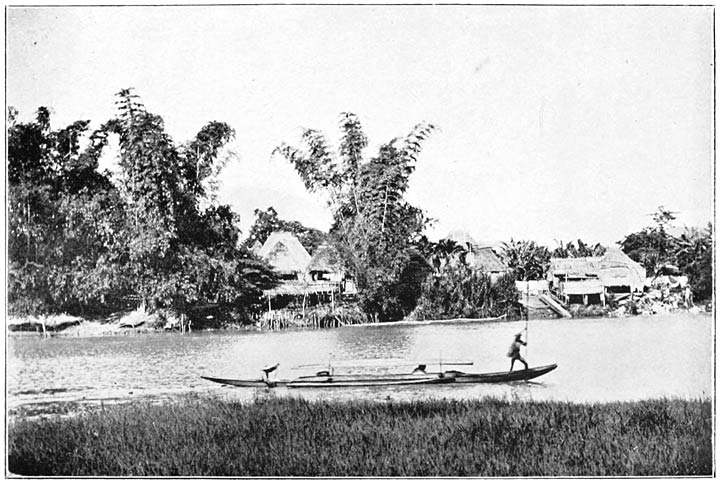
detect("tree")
[427,239,468,273]
[274,113,435,321]
[500,239,550,281]
[674,224,713,301]
[620,206,712,301]
[8,91,278,323]
[8,106,128,315]
[551,239,606,258]
[98,89,277,318]
[619,206,678,276]
[413,258,519,320]
[242,206,328,254]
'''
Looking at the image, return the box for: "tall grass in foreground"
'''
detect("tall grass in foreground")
[9,396,712,476]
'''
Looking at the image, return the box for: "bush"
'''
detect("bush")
[412,265,519,320]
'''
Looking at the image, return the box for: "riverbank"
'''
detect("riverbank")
[8,396,711,476]
[7,303,712,338]
[6,308,256,337]
[7,310,168,337]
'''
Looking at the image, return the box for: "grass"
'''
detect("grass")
[8,395,713,476]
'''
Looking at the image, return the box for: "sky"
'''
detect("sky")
[6,5,714,248]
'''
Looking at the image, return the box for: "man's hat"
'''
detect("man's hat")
[515,333,523,339]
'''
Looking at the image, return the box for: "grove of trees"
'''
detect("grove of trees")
[8,90,277,324]
[273,113,438,322]
[7,93,713,326]
[619,207,712,301]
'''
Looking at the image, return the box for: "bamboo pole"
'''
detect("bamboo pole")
[525,280,530,361]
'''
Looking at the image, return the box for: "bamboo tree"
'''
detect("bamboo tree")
[274,114,435,321]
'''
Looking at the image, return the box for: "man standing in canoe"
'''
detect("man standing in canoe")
[508,333,528,371]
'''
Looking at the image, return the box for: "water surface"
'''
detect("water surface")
[7,312,713,416]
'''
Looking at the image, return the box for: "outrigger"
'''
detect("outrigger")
[200,362,557,389]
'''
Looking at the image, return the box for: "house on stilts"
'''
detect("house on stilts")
[547,248,647,306]
[255,232,357,327]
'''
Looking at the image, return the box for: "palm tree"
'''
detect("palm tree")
[428,239,467,273]
[552,239,606,258]
[501,239,550,281]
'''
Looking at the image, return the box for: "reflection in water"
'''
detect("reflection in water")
[335,325,415,362]
[7,313,714,417]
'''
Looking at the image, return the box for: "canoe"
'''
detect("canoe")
[443,364,558,383]
[201,364,557,389]
[200,376,287,388]
[200,373,451,388]
[288,373,453,388]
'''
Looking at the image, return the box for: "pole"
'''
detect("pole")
[525,280,530,360]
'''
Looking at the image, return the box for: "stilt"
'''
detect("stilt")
[302,291,307,320]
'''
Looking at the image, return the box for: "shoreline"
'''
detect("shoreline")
[7,307,711,338]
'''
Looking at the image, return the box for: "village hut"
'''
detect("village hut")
[467,246,508,282]
[257,231,313,316]
[597,247,646,294]
[305,243,348,303]
[547,257,604,305]
[443,231,507,282]
[547,249,647,306]
[256,231,311,281]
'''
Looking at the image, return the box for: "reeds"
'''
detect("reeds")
[8,396,712,476]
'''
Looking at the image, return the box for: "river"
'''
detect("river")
[6,312,714,417]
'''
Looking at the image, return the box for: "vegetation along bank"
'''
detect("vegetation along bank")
[8,396,712,477]
[8,90,712,330]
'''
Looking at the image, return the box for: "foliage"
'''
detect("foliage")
[274,113,436,321]
[551,239,606,258]
[7,91,278,322]
[424,238,469,273]
[500,239,550,281]
[242,206,327,254]
[413,258,519,320]
[8,396,712,476]
[672,224,713,301]
[620,206,712,300]
[8,106,129,314]
[619,206,679,277]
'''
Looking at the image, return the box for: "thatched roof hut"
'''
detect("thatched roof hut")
[467,246,506,274]
[257,231,311,277]
[597,248,646,292]
[547,257,601,280]
[548,248,646,293]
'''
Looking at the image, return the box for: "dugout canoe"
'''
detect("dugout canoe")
[200,376,287,388]
[201,364,556,389]
[443,364,558,383]
[200,373,451,389]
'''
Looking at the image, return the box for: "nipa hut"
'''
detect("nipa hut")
[443,231,508,282]
[597,248,646,294]
[305,243,345,303]
[256,231,311,281]
[547,248,647,306]
[547,257,604,305]
[467,246,508,282]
